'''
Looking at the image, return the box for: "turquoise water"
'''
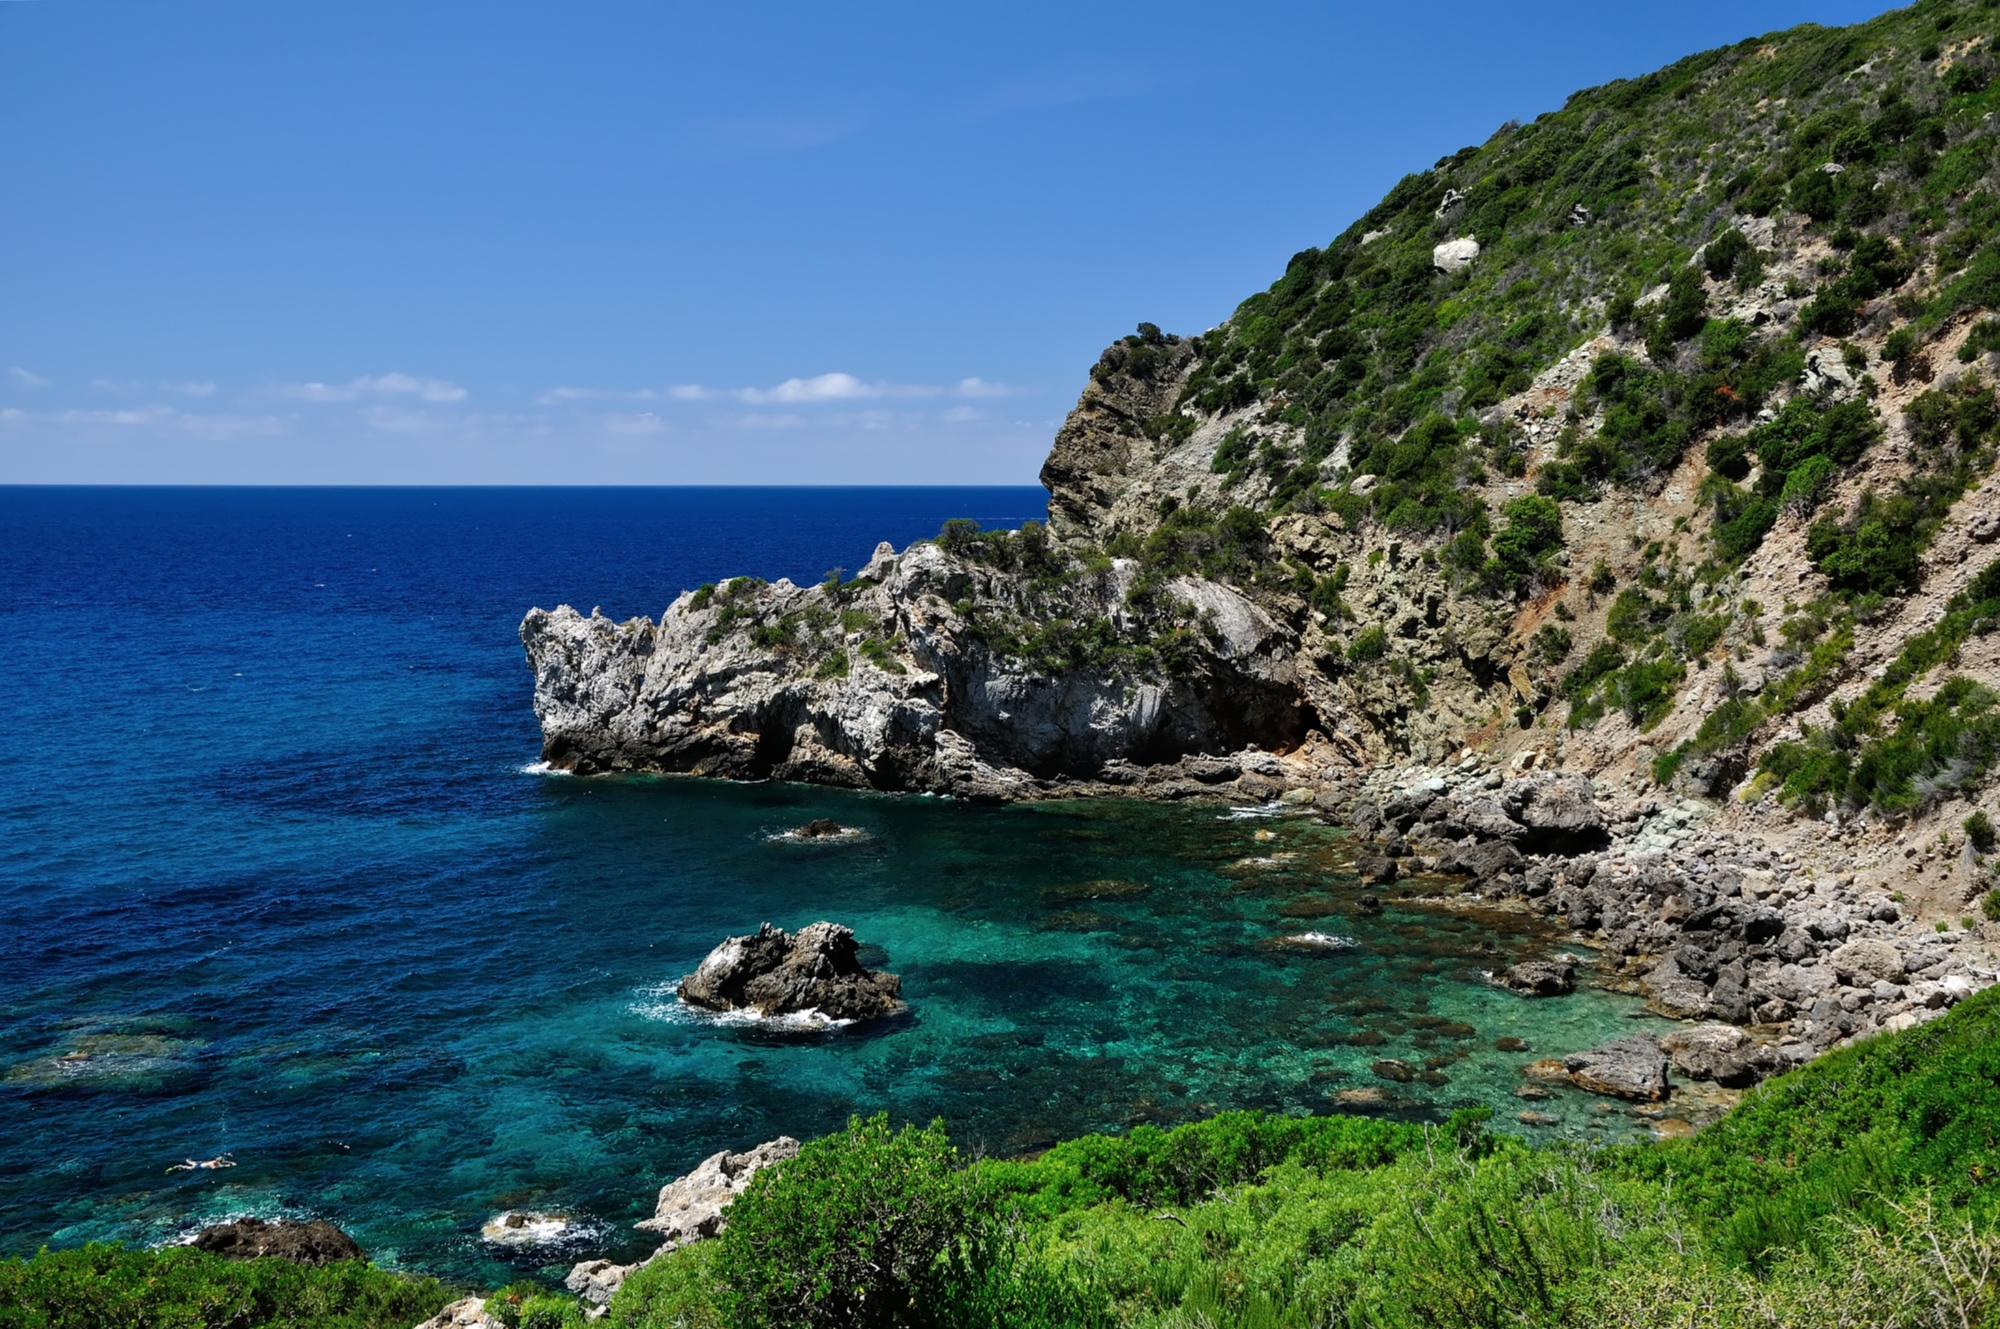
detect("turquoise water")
[0,487,1670,1286]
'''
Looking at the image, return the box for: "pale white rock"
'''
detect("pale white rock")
[413,1299,502,1329]
[1432,236,1481,272]
[636,1137,800,1244]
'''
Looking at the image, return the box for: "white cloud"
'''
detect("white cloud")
[542,372,1017,408]
[942,406,979,422]
[284,372,467,403]
[361,404,455,433]
[0,403,289,440]
[165,381,217,397]
[54,407,175,426]
[538,384,710,405]
[175,412,285,441]
[8,367,50,388]
[602,412,667,437]
[738,372,878,404]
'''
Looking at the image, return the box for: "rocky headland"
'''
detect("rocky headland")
[520,0,2000,1113]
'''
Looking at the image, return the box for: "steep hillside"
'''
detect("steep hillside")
[1032,0,2000,834]
[524,0,2000,899]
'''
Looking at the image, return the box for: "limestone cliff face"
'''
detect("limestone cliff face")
[522,538,1314,799]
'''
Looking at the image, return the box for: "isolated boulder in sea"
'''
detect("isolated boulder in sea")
[566,1136,801,1306]
[678,922,902,1021]
[1499,955,1577,997]
[791,818,850,839]
[191,1216,364,1266]
[1563,1033,1670,1101]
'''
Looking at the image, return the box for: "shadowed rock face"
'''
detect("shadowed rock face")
[678,922,902,1022]
[191,1217,364,1266]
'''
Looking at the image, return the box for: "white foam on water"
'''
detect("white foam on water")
[629,988,853,1032]
[481,1210,602,1248]
[518,761,572,777]
[1279,932,1356,950]
[1219,802,1286,820]
[763,826,870,844]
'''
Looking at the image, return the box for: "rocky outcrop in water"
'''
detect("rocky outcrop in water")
[521,534,1316,800]
[1499,956,1576,996]
[679,923,901,1022]
[191,1217,363,1266]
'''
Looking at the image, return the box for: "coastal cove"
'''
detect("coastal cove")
[0,486,1666,1287]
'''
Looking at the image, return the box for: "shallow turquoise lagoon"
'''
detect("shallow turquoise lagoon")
[0,487,1670,1286]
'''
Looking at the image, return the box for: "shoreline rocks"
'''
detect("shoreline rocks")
[191,1216,364,1266]
[566,1137,799,1307]
[1499,955,1577,996]
[678,923,902,1023]
[1339,757,1997,1089]
[1562,1034,1670,1102]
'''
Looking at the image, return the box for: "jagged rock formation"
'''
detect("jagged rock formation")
[523,535,1314,799]
[678,923,902,1023]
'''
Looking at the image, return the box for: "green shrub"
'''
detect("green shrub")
[1615,657,1686,729]
[608,1241,726,1329]
[1703,227,1752,280]
[1967,811,1997,852]
[936,517,983,556]
[0,1245,451,1329]
[713,1114,996,1329]
[1348,624,1389,662]
[1480,494,1565,595]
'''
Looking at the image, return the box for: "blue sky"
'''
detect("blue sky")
[1,0,1890,485]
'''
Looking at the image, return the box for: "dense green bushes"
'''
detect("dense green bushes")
[1757,557,2000,812]
[0,1244,451,1329]
[594,988,2000,1329]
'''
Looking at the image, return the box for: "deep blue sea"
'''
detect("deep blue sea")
[0,486,1670,1285]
